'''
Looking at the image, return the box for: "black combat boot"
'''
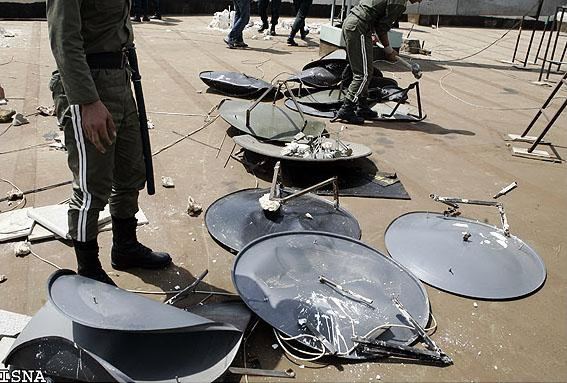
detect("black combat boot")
[111,216,172,270]
[300,27,309,40]
[74,239,117,286]
[331,98,365,124]
[270,25,277,36]
[356,97,378,120]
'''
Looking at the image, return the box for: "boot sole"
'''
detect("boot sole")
[111,259,172,271]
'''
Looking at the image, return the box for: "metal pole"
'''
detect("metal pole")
[528,98,567,152]
[330,0,336,24]
[538,11,556,81]
[545,6,565,80]
[533,16,551,64]
[556,40,567,72]
[521,72,566,136]
[512,16,524,63]
[523,0,545,67]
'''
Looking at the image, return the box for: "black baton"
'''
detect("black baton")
[127,46,155,195]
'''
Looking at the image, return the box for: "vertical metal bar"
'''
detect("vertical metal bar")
[533,16,550,65]
[523,0,544,67]
[512,16,524,63]
[557,40,567,71]
[330,0,336,24]
[528,98,567,152]
[269,161,281,199]
[416,82,423,119]
[521,72,566,136]
[538,11,556,81]
[546,7,564,80]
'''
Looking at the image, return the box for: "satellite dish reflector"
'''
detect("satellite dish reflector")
[205,188,361,252]
[232,231,431,359]
[385,212,546,299]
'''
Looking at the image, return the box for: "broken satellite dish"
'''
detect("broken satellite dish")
[232,231,430,359]
[205,188,361,252]
[370,102,426,121]
[5,270,244,382]
[199,71,273,98]
[303,57,349,79]
[287,67,341,88]
[233,134,371,162]
[219,99,325,142]
[385,212,546,299]
[284,98,335,118]
[296,89,345,108]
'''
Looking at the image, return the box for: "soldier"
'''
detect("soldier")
[46,0,172,285]
[333,0,422,124]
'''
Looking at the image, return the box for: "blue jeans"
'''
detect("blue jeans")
[228,0,251,42]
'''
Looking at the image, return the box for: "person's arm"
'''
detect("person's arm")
[0,85,5,100]
[374,0,406,61]
[46,0,115,153]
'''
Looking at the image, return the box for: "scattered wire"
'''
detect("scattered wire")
[0,56,14,66]
[0,123,13,138]
[30,249,62,270]
[152,104,221,156]
[241,58,271,79]
[0,177,26,212]
[0,143,51,156]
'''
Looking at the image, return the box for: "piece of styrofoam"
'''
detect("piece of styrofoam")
[0,208,34,243]
[29,207,148,240]
[98,208,149,233]
[28,222,60,242]
[0,309,31,338]
[27,204,111,240]
[0,337,16,369]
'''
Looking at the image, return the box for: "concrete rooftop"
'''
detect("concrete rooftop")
[1,16,566,382]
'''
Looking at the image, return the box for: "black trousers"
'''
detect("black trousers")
[290,0,312,36]
[258,0,281,26]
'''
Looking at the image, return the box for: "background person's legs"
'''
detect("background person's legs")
[258,0,269,30]
[288,0,312,45]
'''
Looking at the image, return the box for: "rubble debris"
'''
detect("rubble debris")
[6,188,23,201]
[0,108,16,123]
[13,240,31,257]
[12,113,29,126]
[186,196,203,217]
[161,176,175,188]
[281,135,353,159]
[208,9,235,31]
[401,39,431,55]
[259,193,280,212]
[0,275,6,283]
[36,105,56,116]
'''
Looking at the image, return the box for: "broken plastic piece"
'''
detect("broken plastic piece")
[187,196,203,217]
[12,113,29,126]
[161,176,175,188]
[13,241,31,257]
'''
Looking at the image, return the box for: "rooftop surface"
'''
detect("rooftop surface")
[1,16,566,382]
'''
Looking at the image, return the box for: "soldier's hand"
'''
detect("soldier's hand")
[81,100,117,154]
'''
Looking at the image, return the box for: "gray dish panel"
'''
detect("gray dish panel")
[385,212,546,299]
[232,231,430,359]
[47,270,215,332]
[205,188,361,252]
[219,99,325,142]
